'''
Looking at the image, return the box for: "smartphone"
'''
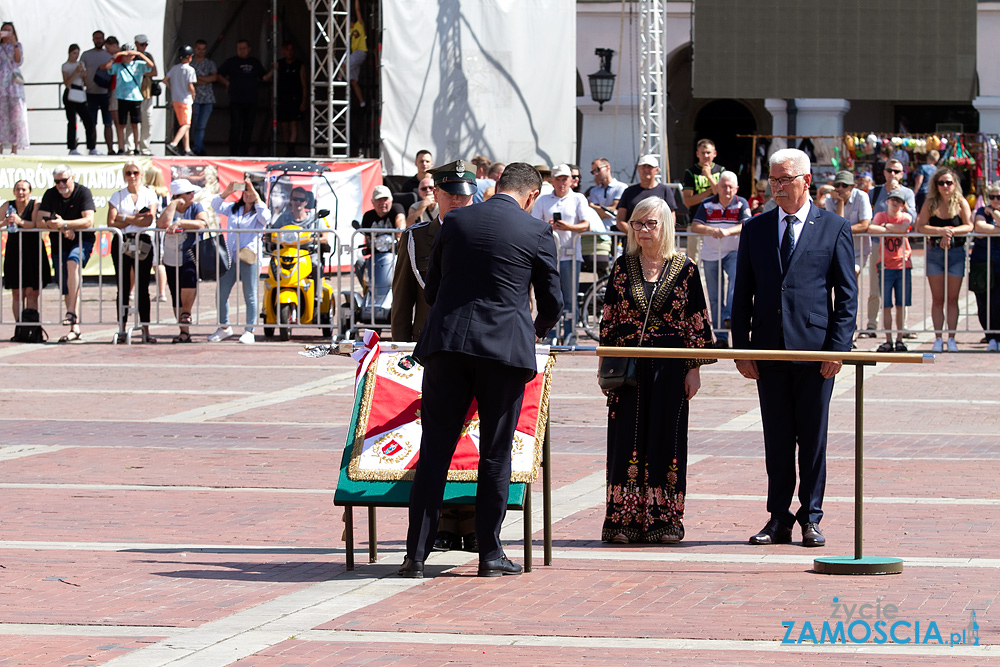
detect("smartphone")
[233,182,245,191]
[43,215,54,221]
[138,206,150,214]
[0,30,11,38]
[552,212,562,223]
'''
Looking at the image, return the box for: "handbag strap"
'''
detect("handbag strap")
[636,253,686,346]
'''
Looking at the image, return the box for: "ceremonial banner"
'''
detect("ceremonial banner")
[348,352,555,483]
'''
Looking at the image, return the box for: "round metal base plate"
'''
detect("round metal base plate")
[813,556,903,575]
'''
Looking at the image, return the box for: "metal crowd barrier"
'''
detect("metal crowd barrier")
[0,226,349,343]
[3,226,998,344]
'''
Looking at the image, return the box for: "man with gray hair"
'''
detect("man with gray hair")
[35,165,97,342]
[690,170,750,348]
[731,148,857,549]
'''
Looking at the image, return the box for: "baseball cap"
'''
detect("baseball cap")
[833,170,855,186]
[637,154,659,168]
[134,34,149,45]
[551,164,572,178]
[372,185,392,201]
[887,190,906,201]
[169,178,200,196]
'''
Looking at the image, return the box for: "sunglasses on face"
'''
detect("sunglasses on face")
[938,180,955,187]
[989,195,1000,201]
[54,178,69,184]
[290,197,308,203]
[886,168,903,174]
[834,183,851,189]
[124,171,140,176]
[419,186,434,192]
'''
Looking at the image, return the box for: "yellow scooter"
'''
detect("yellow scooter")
[262,223,334,340]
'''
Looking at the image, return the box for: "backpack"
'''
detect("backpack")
[12,308,47,344]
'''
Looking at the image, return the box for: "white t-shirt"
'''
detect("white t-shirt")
[109,186,159,235]
[62,61,86,89]
[166,63,197,105]
[531,191,589,262]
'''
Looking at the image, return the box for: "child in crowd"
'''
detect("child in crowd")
[164,46,197,155]
[868,190,913,352]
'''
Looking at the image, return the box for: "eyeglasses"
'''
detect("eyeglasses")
[419,186,434,192]
[591,168,603,174]
[571,174,581,179]
[989,195,1000,201]
[290,197,308,203]
[629,219,660,231]
[834,183,852,189]
[767,174,805,187]
[937,180,955,187]
[124,170,140,176]
[886,168,903,174]
[54,178,69,184]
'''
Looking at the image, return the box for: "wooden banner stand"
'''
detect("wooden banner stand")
[333,365,554,572]
[597,346,934,576]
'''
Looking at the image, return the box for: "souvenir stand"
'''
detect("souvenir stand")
[843,132,985,198]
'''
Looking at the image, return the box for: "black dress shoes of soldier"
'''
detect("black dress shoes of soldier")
[477,554,523,577]
[432,531,461,551]
[748,518,793,545]
[398,557,424,578]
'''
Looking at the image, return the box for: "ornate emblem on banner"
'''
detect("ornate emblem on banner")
[387,354,419,380]
[374,432,411,464]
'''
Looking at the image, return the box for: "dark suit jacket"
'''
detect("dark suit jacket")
[390,216,440,342]
[731,203,857,353]
[413,193,563,372]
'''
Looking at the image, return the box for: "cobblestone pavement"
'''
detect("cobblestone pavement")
[0,320,997,666]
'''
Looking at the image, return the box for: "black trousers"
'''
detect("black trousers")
[406,352,532,562]
[228,102,256,156]
[111,234,154,329]
[64,94,96,151]
[756,362,834,527]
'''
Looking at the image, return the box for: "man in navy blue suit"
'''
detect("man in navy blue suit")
[399,162,563,578]
[731,148,857,548]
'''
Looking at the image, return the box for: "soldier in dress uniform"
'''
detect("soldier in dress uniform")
[391,159,477,551]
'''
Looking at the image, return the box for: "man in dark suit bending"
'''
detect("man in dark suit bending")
[731,148,857,549]
[400,162,563,578]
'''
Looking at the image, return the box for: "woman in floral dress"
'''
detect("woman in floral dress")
[599,197,715,544]
[0,22,29,153]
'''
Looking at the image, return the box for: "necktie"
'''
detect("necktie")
[780,215,796,270]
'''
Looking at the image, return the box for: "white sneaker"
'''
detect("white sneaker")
[208,326,233,342]
[988,339,999,351]
[69,148,81,155]
[947,338,958,353]
[238,331,255,345]
[89,148,103,156]
[931,338,943,353]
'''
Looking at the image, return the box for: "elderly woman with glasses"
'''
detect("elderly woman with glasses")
[108,159,159,342]
[916,167,973,352]
[598,197,716,545]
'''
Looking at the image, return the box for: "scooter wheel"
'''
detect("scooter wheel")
[279,303,295,341]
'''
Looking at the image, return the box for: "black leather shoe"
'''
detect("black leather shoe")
[432,531,459,552]
[398,557,424,578]
[749,518,793,545]
[802,522,826,547]
[462,532,478,553]
[477,554,523,577]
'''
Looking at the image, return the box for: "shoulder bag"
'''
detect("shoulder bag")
[189,233,231,281]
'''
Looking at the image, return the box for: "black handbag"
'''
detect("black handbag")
[598,255,676,392]
[598,356,636,391]
[190,233,231,281]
